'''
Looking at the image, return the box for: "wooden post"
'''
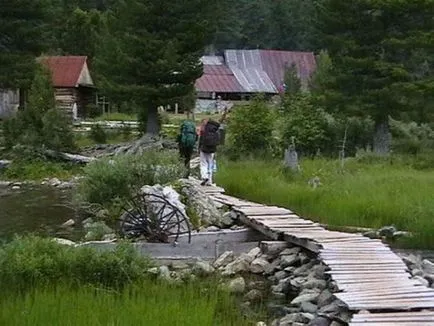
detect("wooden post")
[175,103,179,115]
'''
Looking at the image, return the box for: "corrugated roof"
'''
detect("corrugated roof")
[195,64,244,93]
[196,49,317,94]
[259,50,316,90]
[39,56,89,88]
[225,50,277,93]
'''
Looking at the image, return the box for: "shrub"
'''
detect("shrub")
[281,94,329,156]
[227,96,274,157]
[1,65,75,152]
[0,236,152,293]
[390,119,434,155]
[89,124,107,143]
[77,150,184,208]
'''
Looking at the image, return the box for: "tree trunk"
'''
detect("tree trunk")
[373,118,391,156]
[18,88,27,110]
[146,104,160,136]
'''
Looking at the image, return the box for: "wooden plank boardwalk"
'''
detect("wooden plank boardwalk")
[202,186,434,325]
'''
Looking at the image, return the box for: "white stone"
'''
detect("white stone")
[250,257,271,274]
[159,266,171,280]
[214,251,234,268]
[228,276,246,293]
[246,247,261,261]
[291,292,320,305]
[53,238,76,246]
[256,322,267,326]
[0,181,11,187]
[61,219,75,228]
[422,259,434,274]
[11,185,20,190]
[49,178,62,186]
[221,257,250,276]
[413,275,429,287]
[193,260,215,275]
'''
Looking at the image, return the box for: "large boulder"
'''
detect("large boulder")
[175,179,224,227]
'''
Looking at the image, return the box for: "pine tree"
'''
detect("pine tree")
[0,0,51,105]
[318,0,434,154]
[95,0,219,134]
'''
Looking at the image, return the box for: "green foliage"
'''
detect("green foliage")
[227,97,275,157]
[0,0,49,90]
[0,236,152,293]
[318,0,434,150]
[0,280,252,326]
[390,119,434,155]
[281,94,329,156]
[2,65,75,152]
[94,0,219,135]
[284,63,302,96]
[77,151,184,208]
[216,158,434,249]
[0,159,81,181]
[89,124,107,144]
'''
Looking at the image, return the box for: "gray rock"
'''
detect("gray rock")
[176,179,223,227]
[300,301,318,313]
[49,178,62,187]
[11,185,20,190]
[424,274,434,285]
[246,247,262,261]
[244,289,263,302]
[411,269,424,277]
[293,261,315,276]
[302,278,327,290]
[265,258,281,275]
[279,313,311,325]
[256,322,267,326]
[378,225,397,238]
[271,291,286,300]
[274,270,289,281]
[284,266,296,273]
[308,317,331,326]
[193,260,215,275]
[204,226,220,232]
[291,292,320,305]
[102,233,116,241]
[214,251,234,268]
[250,257,271,274]
[310,264,328,279]
[413,275,429,287]
[221,256,250,276]
[319,300,347,314]
[298,252,311,264]
[171,261,190,270]
[0,160,12,170]
[220,211,237,227]
[330,322,345,326]
[84,221,114,241]
[271,277,291,293]
[317,289,335,307]
[280,254,299,268]
[53,238,76,246]
[0,180,11,187]
[401,254,421,267]
[147,267,159,275]
[290,276,307,289]
[279,247,301,256]
[228,276,246,293]
[159,266,171,281]
[61,219,75,228]
[422,259,434,274]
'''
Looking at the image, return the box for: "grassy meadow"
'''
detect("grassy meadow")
[0,237,257,326]
[216,157,434,249]
[0,282,252,326]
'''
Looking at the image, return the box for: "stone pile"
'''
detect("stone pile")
[399,253,434,288]
[142,243,349,326]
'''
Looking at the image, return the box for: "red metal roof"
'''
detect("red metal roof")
[196,64,245,93]
[259,50,316,89]
[39,56,88,88]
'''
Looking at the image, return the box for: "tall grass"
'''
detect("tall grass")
[216,158,434,249]
[0,281,251,326]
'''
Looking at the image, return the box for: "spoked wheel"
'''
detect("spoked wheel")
[119,192,191,243]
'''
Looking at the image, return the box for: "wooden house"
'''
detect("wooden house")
[39,56,95,119]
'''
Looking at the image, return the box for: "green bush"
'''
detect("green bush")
[390,119,434,155]
[89,124,107,143]
[77,150,184,208]
[0,236,152,293]
[227,96,275,157]
[1,65,75,152]
[281,94,329,156]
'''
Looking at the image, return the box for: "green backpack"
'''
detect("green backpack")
[180,120,197,149]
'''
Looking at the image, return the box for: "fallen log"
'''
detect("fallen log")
[44,149,96,164]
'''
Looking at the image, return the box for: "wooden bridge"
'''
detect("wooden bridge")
[200,185,434,326]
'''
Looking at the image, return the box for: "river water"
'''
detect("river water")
[0,186,83,241]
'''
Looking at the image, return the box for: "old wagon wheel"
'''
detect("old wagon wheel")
[119,192,191,243]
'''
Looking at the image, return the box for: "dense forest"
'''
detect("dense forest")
[1,0,434,148]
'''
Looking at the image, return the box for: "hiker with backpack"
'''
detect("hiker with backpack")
[198,118,220,186]
[177,120,198,178]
